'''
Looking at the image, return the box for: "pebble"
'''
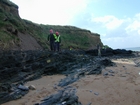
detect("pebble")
[29,85,36,90]
[108,70,114,73]
[109,74,114,76]
[94,92,99,96]
[18,84,29,91]
[103,72,108,76]
[62,101,66,104]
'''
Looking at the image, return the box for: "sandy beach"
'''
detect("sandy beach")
[2,55,140,105]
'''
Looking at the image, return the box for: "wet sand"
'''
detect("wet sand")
[2,57,140,105]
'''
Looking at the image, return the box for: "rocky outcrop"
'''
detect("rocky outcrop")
[39,86,82,105]
[0,0,19,17]
[85,48,133,56]
[0,49,134,104]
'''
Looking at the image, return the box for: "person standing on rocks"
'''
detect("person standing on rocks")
[54,31,61,52]
[48,29,55,51]
[97,43,101,57]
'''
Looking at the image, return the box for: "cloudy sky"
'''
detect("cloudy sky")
[10,0,140,49]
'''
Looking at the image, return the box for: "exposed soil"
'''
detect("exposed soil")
[9,32,43,51]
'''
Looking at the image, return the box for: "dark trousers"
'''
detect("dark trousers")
[54,42,60,51]
[50,41,55,51]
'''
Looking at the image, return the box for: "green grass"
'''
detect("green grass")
[0,10,21,49]
[62,33,90,48]
[0,0,103,50]
[0,31,17,49]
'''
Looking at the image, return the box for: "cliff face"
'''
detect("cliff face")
[0,0,102,50]
[0,0,19,17]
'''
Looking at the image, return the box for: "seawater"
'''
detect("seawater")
[125,47,140,51]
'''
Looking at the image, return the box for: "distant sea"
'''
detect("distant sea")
[124,47,140,51]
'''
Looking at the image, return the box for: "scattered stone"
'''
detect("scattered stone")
[103,72,108,76]
[18,84,29,91]
[120,74,126,77]
[90,90,92,93]
[29,85,36,90]
[109,74,115,76]
[94,92,99,96]
[108,70,114,73]
[62,101,66,104]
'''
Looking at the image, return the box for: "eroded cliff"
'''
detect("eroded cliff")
[0,0,102,50]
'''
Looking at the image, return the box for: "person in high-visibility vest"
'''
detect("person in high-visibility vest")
[48,29,55,51]
[54,31,61,52]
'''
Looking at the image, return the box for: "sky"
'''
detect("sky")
[10,0,140,49]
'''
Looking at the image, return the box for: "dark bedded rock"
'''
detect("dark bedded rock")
[85,48,133,56]
[39,87,82,105]
[87,66,102,75]
[18,84,29,91]
[99,58,115,67]
[0,85,29,104]
[58,75,79,87]
[0,49,135,104]
[113,49,132,55]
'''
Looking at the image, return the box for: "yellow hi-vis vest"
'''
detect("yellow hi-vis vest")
[54,35,60,42]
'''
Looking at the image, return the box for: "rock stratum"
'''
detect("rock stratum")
[0,49,134,104]
[0,1,137,105]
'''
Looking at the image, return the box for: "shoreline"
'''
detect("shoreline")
[2,54,140,105]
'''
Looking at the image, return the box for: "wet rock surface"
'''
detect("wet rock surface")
[85,48,133,57]
[0,49,134,104]
[39,86,82,105]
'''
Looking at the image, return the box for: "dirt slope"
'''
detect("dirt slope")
[7,32,43,50]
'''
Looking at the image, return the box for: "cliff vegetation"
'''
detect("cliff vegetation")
[0,0,102,50]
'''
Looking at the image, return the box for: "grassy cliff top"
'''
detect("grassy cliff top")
[0,0,102,50]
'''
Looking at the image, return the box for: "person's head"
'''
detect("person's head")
[49,29,53,34]
[55,31,59,36]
